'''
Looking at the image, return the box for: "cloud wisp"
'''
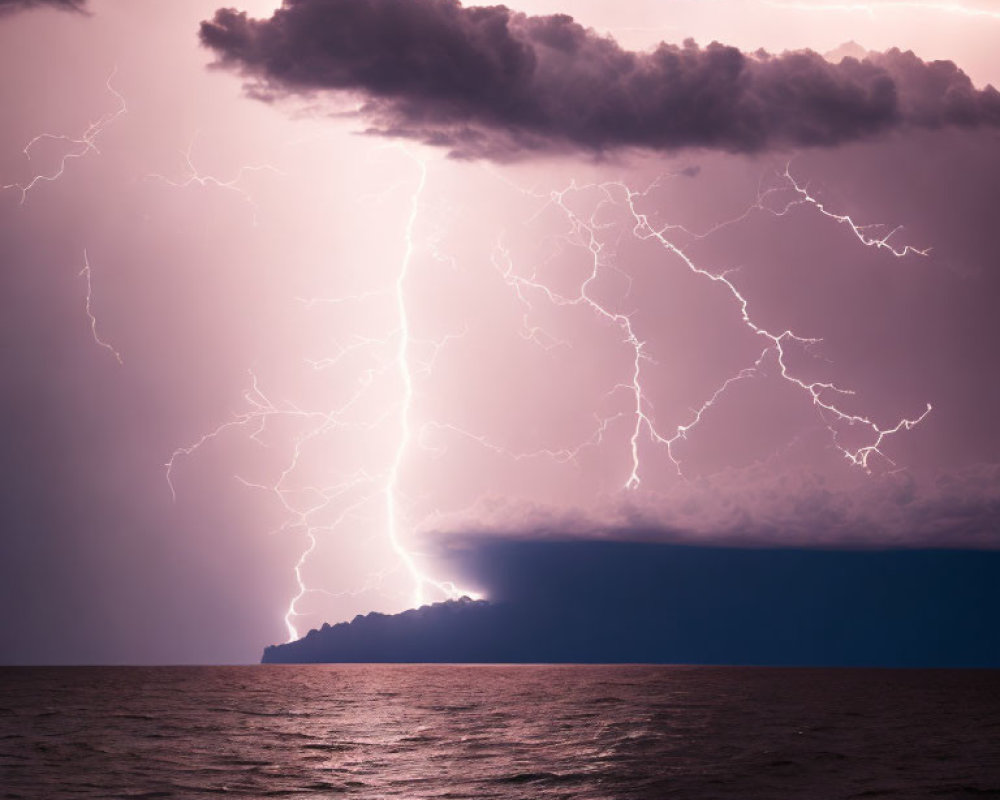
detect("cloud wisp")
[200,0,1000,158]
[0,0,86,14]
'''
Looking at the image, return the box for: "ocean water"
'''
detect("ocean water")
[1,666,999,799]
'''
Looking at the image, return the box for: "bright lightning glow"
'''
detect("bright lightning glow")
[165,142,931,642]
[166,150,474,642]
[278,481,377,643]
[2,69,126,204]
[385,154,429,607]
[383,151,478,610]
[166,368,389,640]
[79,249,122,365]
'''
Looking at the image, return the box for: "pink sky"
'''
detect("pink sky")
[1,0,999,663]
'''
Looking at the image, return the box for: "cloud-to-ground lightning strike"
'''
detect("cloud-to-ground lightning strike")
[368,150,478,611]
[385,155,433,608]
[490,166,931,487]
[166,151,472,641]
[79,249,123,365]
[166,368,392,639]
[166,141,931,641]
[2,68,126,204]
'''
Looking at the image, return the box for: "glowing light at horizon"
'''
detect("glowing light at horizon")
[8,77,934,647]
[155,141,932,642]
[167,155,931,641]
[164,149,476,641]
[384,152,477,612]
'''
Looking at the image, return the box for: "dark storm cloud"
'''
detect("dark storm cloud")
[264,543,1000,666]
[0,0,86,14]
[200,0,1000,158]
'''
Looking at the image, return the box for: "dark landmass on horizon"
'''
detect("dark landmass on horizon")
[263,543,1000,666]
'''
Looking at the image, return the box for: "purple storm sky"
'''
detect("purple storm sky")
[1,0,999,664]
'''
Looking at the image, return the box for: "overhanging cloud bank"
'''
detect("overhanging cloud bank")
[200,0,1000,157]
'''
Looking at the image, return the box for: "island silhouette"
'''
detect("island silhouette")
[262,542,1000,666]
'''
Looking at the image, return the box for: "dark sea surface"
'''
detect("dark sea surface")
[1,666,999,799]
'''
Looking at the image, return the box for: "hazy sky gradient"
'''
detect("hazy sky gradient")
[1,0,999,663]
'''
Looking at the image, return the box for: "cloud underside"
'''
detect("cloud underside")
[200,0,1000,158]
[425,462,1000,550]
[0,0,85,14]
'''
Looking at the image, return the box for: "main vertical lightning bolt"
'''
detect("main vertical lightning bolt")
[385,156,429,607]
[166,149,473,642]
[165,143,928,641]
[383,151,479,608]
[3,69,126,204]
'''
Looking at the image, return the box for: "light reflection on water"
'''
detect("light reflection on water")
[1,665,999,799]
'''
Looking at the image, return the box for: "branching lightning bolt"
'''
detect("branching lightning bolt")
[166,151,474,641]
[164,138,932,641]
[79,249,122,365]
[166,367,391,640]
[487,165,932,487]
[147,134,284,225]
[382,151,478,609]
[780,165,931,257]
[386,156,431,607]
[1,13,949,649]
[2,68,126,204]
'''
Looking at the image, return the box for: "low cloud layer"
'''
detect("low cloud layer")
[200,0,1000,158]
[0,0,85,14]
[426,463,1000,549]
